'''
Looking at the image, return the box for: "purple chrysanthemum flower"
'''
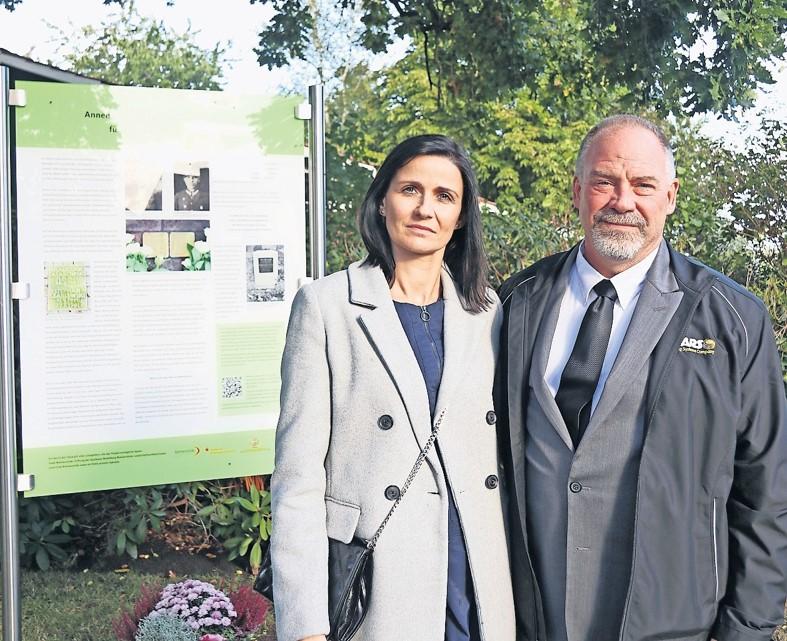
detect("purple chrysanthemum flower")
[152,579,236,635]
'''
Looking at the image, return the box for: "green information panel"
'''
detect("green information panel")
[15,81,307,496]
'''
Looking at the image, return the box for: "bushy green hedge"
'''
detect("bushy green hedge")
[19,478,271,572]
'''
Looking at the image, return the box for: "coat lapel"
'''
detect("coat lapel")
[583,242,683,438]
[349,262,433,449]
[433,269,476,419]
[529,257,576,451]
[501,247,577,552]
[503,282,532,540]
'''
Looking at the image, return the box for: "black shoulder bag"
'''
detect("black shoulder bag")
[255,410,445,641]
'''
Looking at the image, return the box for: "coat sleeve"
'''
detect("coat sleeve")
[270,284,332,641]
[712,306,787,641]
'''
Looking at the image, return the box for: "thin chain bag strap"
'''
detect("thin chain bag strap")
[366,408,446,551]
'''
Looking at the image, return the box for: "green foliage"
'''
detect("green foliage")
[320,56,786,373]
[251,0,314,70]
[321,32,623,274]
[667,117,787,371]
[134,614,198,641]
[182,241,211,271]
[126,239,151,272]
[255,0,787,115]
[3,0,123,7]
[587,0,787,115]
[48,2,226,89]
[18,480,272,571]
[251,0,378,95]
[109,488,167,559]
[196,482,272,573]
[319,0,631,276]
[18,495,76,570]
[20,487,167,568]
[325,142,373,272]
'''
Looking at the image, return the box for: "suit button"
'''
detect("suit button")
[384,485,400,500]
[485,474,499,490]
[485,410,497,425]
[569,481,583,493]
[377,414,394,430]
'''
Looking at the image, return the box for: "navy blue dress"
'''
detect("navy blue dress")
[394,299,479,641]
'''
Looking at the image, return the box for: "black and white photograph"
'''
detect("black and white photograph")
[173,161,210,212]
[245,244,284,302]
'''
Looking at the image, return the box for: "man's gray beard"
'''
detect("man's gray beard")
[589,224,645,261]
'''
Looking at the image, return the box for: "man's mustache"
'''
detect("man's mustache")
[593,209,646,229]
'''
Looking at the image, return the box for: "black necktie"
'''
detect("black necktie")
[555,279,618,448]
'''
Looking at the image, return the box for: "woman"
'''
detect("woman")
[271,135,515,641]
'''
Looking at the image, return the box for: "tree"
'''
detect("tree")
[3,0,130,11]
[320,0,628,277]
[252,0,370,95]
[317,42,786,372]
[48,2,226,89]
[251,0,787,116]
[667,117,787,371]
[587,0,787,114]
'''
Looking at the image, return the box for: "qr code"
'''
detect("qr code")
[221,376,243,399]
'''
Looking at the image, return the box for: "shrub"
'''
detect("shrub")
[18,495,76,570]
[112,582,163,641]
[227,584,269,633]
[134,613,197,641]
[197,481,271,573]
[19,476,272,571]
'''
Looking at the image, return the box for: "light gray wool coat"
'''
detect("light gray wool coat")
[270,261,516,641]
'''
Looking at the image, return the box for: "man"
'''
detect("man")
[496,114,787,641]
[174,169,209,211]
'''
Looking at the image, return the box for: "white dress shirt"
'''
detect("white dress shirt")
[544,241,660,415]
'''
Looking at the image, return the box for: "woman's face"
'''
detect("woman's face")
[381,154,464,263]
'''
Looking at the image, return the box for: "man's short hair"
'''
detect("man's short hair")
[575,114,676,180]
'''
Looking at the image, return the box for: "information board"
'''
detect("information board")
[14,82,306,496]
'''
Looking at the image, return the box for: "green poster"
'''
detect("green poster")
[16,81,308,496]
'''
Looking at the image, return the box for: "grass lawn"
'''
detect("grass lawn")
[13,568,274,641]
[6,567,786,641]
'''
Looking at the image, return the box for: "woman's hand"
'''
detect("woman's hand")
[299,636,327,641]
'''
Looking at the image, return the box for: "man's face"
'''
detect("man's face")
[572,125,679,276]
[183,174,200,191]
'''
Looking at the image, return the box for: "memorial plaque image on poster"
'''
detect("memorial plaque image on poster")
[15,82,307,496]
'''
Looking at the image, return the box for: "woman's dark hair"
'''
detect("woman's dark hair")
[357,134,491,313]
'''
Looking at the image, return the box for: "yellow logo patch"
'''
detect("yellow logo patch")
[679,336,716,355]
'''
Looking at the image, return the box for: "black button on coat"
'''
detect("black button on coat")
[384,485,401,501]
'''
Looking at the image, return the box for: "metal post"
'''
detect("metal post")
[0,65,21,641]
[308,84,327,279]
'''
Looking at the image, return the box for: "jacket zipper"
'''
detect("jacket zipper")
[420,305,443,380]
[712,498,719,600]
[617,287,708,641]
